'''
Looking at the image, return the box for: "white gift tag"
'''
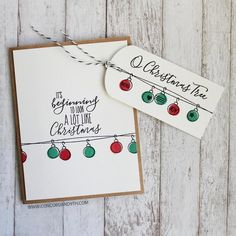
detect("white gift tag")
[105,46,224,138]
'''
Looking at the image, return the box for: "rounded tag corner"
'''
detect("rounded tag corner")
[104,45,133,99]
[104,68,114,98]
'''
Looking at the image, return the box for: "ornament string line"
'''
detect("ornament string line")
[21,132,135,146]
[109,67,213,114]
[30,25,213,114]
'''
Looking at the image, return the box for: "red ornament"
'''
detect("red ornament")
[59,148,71,161]
[21,151,27,163]
[119,79,133,91]
[168,103,180,116]
[110,140,123,153]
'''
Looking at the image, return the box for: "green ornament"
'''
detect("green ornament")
[128,141,137,154]
[187,109,199,122]
[83,145,95,158]
[47,146,59,159]
[154,92,167,105]
[142,91,154,103]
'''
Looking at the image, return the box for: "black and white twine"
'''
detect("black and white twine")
[31,25,104,66]
[30,25,213,114]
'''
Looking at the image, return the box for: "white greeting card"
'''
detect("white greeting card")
[10,39,143,203]
[105,46,224,138]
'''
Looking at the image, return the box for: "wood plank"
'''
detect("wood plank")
[66,0,106,40]
[228,1,236,235]
[14,0,65,235]
[200,0,231,235]
[63,1,106,236]
[0,0,18,235]
[105,1,162,235]
[160,1,202,235]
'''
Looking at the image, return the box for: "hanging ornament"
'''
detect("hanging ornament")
[128,135,137,154]
[21,150,27,163]
[47,140,59,159]
[168,98,180,116]
[120,75,133,91]
[59,142,71,161]
[154,87,167,105]
[142,86,154,103]
[110,135,123,153]
[187,105,199,122]
[83,140,96,158]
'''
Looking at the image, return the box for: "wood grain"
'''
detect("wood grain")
[14,0,65,235]
[64,1,106,235]
[105,0,162,235]
[200,0,231,235]
[228,1,236,235]
[0,0,18,235]
[160,1,202,235]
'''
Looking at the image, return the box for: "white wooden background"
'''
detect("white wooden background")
[0,0,235,235]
